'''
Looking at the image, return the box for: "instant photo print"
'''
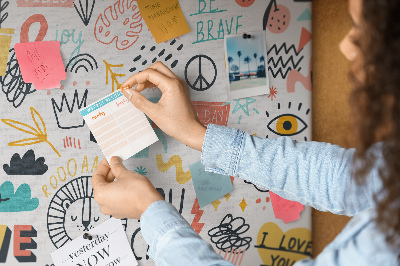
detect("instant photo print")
[224,31,269,99]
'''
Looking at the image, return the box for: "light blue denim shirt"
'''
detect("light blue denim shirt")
[140,124,400,265]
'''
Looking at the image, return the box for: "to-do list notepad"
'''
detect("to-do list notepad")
[80,91,158,162]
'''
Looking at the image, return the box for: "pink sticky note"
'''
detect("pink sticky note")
[14,41,66,90]
[269,191,304,223]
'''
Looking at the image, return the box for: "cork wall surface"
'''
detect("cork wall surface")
[312,0,353,257]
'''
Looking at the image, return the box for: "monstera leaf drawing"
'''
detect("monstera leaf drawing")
[1,107,61,157]
[94,0,143,50]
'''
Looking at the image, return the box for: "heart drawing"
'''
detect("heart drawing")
[255,222,311,266]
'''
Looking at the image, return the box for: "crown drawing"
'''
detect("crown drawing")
[51,89,88,129]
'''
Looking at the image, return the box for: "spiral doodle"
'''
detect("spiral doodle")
[208,214,252,252]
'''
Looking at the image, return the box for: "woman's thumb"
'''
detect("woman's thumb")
[122,88,154,116]
[109,156,128,178]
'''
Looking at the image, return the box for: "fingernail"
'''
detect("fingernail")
[124,89,133,100]
[110,156,122,165]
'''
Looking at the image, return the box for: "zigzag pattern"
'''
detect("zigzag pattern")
[267,43,304,79]
[268,67,302,79]
[268,55,304,69]
[267,43,302,56]
[156,154,192,184]
[191,198,204,234]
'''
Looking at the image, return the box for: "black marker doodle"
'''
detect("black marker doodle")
[208,214,252,252]
[131,188,185,261]
[3,150,48,175]
[65,53,98,73]
[0,48,35,108]
[0,0,9,28]
[74,0,95,26]
[185,55,217,91]
[243,180,269,193]
[128,39,182,72]
[47,176,128,249]
[51,89,88,129]
[267,43,303,79]
[266,102,309,139]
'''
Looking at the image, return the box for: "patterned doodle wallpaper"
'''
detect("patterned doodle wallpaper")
[0,0,312,265]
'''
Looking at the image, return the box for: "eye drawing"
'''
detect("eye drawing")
[71,216,77,221]
[94,216,100,222]
[267,113,308,136]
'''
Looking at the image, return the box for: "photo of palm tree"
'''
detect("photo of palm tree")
[225,31,268,98]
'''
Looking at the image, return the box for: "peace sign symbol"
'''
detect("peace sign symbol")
[184,55,217,91]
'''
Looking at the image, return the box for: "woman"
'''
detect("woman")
[91,0,400,264]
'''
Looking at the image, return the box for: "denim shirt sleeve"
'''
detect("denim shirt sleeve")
[201,124,383,216]
[140,200,234,265]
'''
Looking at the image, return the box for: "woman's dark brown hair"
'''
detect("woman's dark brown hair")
[350,0,400,250]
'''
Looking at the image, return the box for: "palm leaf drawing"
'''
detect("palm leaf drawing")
[1,107,61,157]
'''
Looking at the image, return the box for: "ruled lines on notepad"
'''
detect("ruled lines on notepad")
[89,104,153,157]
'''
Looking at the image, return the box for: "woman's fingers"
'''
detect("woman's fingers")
[147,61,177,79]
[92,159,110,189]
[120,68,174,93]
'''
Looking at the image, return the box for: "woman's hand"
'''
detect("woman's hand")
[92,157,164,220]
[120,61,206,151]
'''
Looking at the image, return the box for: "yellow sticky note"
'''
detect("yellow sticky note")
[137,0,191,44]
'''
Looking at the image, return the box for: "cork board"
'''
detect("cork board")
[312,0,353,257]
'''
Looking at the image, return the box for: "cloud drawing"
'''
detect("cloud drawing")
[0,181,39,212]
[3,150,48,175]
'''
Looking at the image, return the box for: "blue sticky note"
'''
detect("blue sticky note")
[190,160,233,208]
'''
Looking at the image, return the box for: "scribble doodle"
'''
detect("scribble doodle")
[156,154,192,184]
[51,89,88,129]
[0,181,39,212]
[129,40,182,72]
[263,0,290,34]
[208,214,252,252]
[185,55,217,91]
[104,60,125,92]
[0,0,9,28]
[191,198,205,234]
[47,176,128,248]
[63,136,81,149]
[3,150,48,175]
[94,0,143,50]
[74,0,95,26]
[287,57,312,93]
[0,49,35,108]
[65,53,98,73]
[1,107,61,157]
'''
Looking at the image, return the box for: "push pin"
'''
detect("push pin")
[83,233,93,240]
[242,33,252,39]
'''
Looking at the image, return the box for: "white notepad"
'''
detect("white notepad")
[80,91,158,162]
